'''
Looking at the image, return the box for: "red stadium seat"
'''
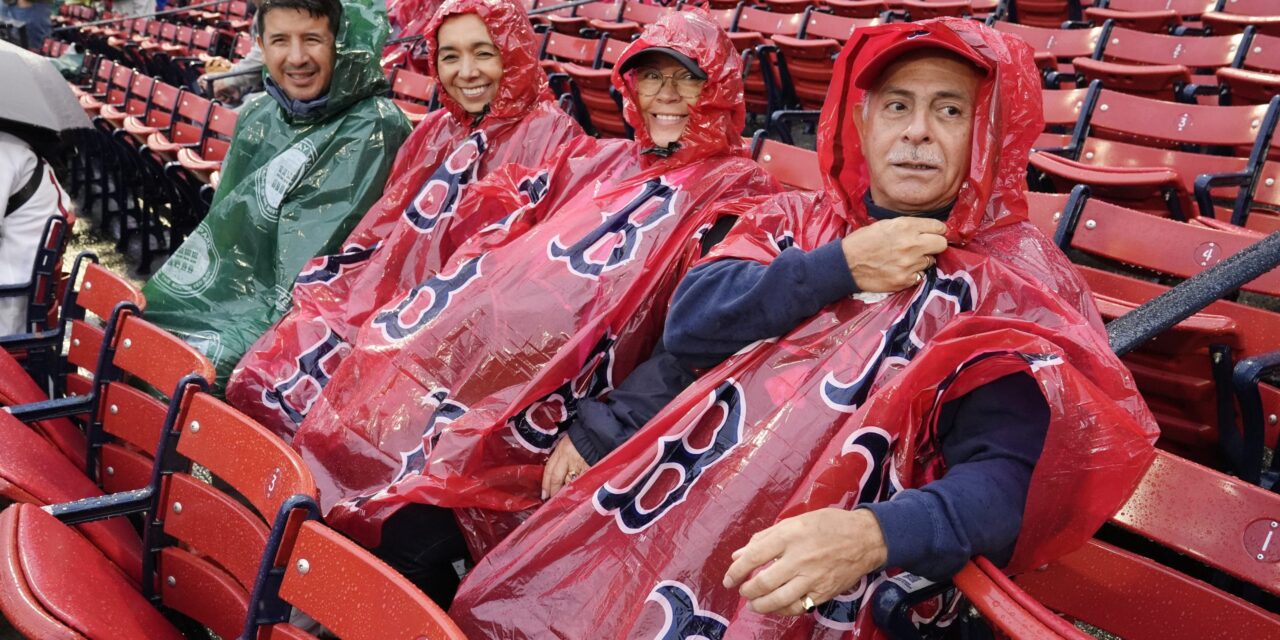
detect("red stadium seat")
[0,255,145,470]
[1011,451,1280,638]
[1030,189,1280,468]
[749,131,823,191]
[991,21,1104,85]
[1072,23,1250,101]
[0,387,315,640]
[564,62,630,137]
[825,0,895,19]
[774,8,880,109]
[1202,0,1280,37]
[388,66,436,124]
[247,519,466,640]
[1031,88,1279,219]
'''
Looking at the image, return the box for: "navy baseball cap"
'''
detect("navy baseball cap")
[618,47,708,81]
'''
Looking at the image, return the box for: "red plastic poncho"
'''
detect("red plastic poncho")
[451,19,1159,638]
[291,9,782,551]
[226,0,582,439]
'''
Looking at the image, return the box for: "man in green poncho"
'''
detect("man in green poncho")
[142,0,411,390]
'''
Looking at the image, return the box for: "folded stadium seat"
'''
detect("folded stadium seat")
[244,507,467,639]
[608,0,675,34]
[1201,0,1280,37]
[749,130,823,191]
[0,255,142,469]
[990,21,1105,86]
[900,0,976,20]
[142,90,212,164]
[214,0,255,36]
[1028,189,1280,469]
[880,449,1280,640]
[0,215,71,348]
[538,30,604,80]
[773,8,880,110]
[547,0,623,37]
[761,0,815,14]
[824,0,896,19]
[388,66,436,125]
[0,386,315,640]
[96,71,154,132]
[1031,88,1279,219]
[78,62,131,118]
[69,55,110,101]
[0,305,214,590]
[1084,5,1182,33]
[732,6,805,115]
[563,62,630,137]
[1072,22,1253,102]
[1214,31,1280,103]
[121,81,181,146]
[1010,0,1087,28]
[1036,85,1097,150]
[173,104,239,192]
[1,260,214,499]
[529,0,577,29]
[1195,153,1280,233]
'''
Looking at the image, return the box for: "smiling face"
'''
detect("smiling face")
[436,13,503,115]
[258,7,336,102]
[631,53,704,148]
[855,51,981,213]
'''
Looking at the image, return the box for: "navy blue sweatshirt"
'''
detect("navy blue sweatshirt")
[569,198,1049,580]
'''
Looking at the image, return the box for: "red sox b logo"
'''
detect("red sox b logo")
[347,388,468,508]
[295,243,379,287]
[594,379,745,534]
[372,255,484,341]
[404,131,487,233]
[548,177,679,279]
[509,333,617,452]
[262,327,348,426]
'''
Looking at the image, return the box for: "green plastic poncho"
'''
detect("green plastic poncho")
[142,0,411,390]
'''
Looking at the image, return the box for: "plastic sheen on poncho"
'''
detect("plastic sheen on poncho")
[450,19,1160,639]
[290,8,782,552]
[141,0,411,392]
[226,0,582,438]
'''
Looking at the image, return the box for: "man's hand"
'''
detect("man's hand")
[841,217,948,292]
[542,435,590,500]
[723,508,889,615]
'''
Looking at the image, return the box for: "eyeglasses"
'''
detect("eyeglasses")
[633,68,705,98]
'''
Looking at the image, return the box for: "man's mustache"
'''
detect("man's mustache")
[886,147,944,166]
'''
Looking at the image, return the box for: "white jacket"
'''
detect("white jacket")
[0,131,71,335]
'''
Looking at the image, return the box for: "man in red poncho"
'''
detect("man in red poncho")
[226,0,582,439]
[450,18,1158,638]
[288,9,781,603]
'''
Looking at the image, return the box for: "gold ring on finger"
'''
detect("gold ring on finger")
[802,595,816,612]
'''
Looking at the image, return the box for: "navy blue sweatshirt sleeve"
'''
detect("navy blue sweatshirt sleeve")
[566,342,696,465]
[863,371,1049,581]
[665,239,859,369]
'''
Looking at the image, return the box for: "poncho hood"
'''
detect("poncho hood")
[818,17,1044,244]
[612,9,748,168]
[424,0,555,124]
[266,0,395,126]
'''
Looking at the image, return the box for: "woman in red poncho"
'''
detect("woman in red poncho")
[226,0,582,438]
[449,19,1158,638]
[288,8,781,604]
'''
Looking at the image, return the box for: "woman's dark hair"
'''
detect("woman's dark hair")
[256,0,343,36]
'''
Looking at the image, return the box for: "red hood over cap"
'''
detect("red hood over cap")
[612,9,748,167]
[818,18,1043,244]
[425,0,556,124]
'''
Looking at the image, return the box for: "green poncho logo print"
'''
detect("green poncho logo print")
[255,139,320,222]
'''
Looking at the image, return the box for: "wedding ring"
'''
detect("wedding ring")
[566,471,580,482]
[802,595,816,612]
[914,271,924,285]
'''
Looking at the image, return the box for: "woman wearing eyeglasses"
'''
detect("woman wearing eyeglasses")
[287,9,782,607]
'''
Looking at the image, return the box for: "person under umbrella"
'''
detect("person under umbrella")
[0,39,88,334]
